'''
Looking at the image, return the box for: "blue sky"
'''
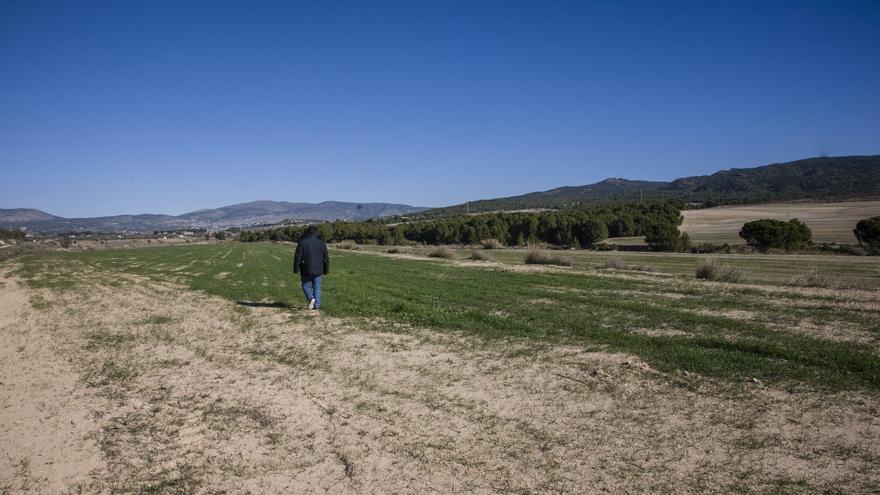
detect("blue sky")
[2,0,878,217]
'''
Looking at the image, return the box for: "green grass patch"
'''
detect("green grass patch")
[138,315,175,325]
[86,359,139,387]
[85,329,136,350]
[29,294,50,310]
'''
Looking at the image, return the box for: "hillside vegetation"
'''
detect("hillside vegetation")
[425,155,880,215]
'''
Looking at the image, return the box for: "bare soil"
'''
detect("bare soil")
[1,267,878,493]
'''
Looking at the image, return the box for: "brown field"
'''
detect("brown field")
[681,200,880,244]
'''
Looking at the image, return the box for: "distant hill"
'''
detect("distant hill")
[0,201,428,233]
[424,155,880,215]
[664,155,880,204]
[178,201,426,225]
[0,208,62,223]
[428,178,668,215]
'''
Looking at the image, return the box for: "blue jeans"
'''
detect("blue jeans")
[301,275,322,308]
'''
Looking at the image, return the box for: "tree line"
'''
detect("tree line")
[239,200,691,251]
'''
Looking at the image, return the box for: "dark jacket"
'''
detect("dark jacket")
[294,234,329,279]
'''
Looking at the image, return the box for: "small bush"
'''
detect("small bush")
[603,256,625,269]
[480,238,503,249]
[386,247,402,254]
[523,246,572,266]
[695,259,742,282]
[427,246,455,259]
[335,240,359,250]
[469,249,492,261]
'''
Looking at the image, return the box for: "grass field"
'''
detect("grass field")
[13,242,880,391]
[3,242,879,493]
[362,243,880,289]
[681,200,880,244]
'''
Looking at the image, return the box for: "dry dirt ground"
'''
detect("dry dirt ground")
[680,200,880,244]
[1,265,878,494]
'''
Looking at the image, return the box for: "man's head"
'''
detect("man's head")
[305,225,318,237]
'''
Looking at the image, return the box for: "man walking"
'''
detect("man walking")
[293,225,329,310]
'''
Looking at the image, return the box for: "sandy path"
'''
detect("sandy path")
[0,271,104,493]
[1,268,878,493]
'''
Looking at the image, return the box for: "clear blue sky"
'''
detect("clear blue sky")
[2,0,878,217]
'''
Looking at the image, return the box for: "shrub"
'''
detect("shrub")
[739,219,812,251]
[427,246,455,259]
[386,247,403,254]
[480,238,503,249]
[214,231,227,240]
[523,246,572,266]
[335,240,359,250]
[603,256,625,269]
[695,259,742,282]
[469,249,492,261]
[854,216,880,255]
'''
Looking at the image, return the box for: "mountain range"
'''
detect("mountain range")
[423,155,880,215]
[0,201,428,234]
[3,155,879,233]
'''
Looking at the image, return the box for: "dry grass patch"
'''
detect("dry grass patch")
[333,240,359,250]
[469,249,492,261]
[695,259,743,283]
[426,246,455,259]
[479,238,504,249]
[523,246,572,266]
[788,268,865,290]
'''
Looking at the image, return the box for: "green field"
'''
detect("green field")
[360,244,880,289]
[13,242,880,392]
